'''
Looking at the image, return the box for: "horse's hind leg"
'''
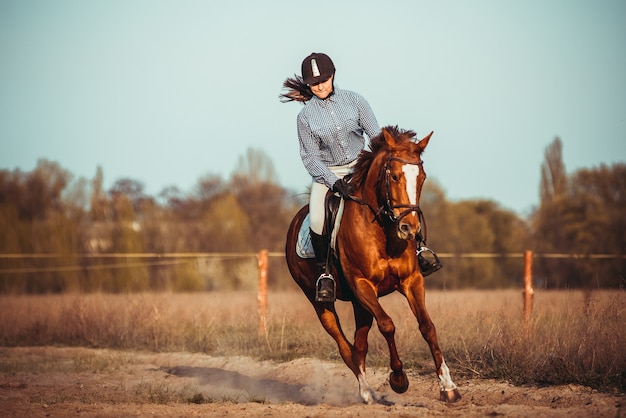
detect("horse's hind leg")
[313,303,377,404]
[401,278,461,402]
[351,302,387,404]
[351,282,410,395]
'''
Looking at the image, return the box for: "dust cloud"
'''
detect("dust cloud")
[164,357,362,406]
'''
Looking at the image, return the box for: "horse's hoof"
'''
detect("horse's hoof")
[389,371,409,394]
[439,388,461,403]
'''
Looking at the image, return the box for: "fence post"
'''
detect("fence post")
[257,249,268,337]
[522,250,534,328]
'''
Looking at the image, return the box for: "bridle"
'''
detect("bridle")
[345,153,427,239]
[382,156,423,224]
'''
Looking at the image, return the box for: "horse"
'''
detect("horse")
[285,126,461,405]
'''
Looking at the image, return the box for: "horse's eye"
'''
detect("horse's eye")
[391,174,399,182]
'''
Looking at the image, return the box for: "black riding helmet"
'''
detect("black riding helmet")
[301,52,335,85]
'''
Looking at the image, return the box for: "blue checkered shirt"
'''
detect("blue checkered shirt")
[297,87,380,188]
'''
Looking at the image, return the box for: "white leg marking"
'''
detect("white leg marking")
[438,360,458,392]
[357,366,377,404]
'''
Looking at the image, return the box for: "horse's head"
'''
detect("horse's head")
[353,126,432,240]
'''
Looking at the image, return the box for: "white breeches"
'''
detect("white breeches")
[309,161,356,235]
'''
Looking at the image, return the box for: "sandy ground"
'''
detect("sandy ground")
[0,346,623,417]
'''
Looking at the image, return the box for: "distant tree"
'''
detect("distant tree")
[561,164,626,287]
[28,160,71,220]
[0,170,23,253]
[235,181,294,252]
[203,192,250,252]
[0,204,25,292]
[0,161,86,292]
[229,148,298,250]
[191,174,226,218]
[109,178,151,214]
[533,138,572,287]
[533,137,625,288]
[232,148,278,186]
[443,200,497,288]
[0,169,19,212]
[419,179,530,289]
[418,180,450,250]
[540,137,567,204]
[195,175,226,202]
[107,190,149,292]
[570,164,626,254]
[534,138,569,248]
[90,166,108,221]
[63,177,89,220]
[0,160,71,221]
[158,185,185,214]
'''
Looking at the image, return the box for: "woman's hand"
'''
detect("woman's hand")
[332,178,355,198]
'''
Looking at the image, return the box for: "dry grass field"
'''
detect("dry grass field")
[0,289,624,416]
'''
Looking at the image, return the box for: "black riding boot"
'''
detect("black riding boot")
[417,246,443,277]
[309,229,336,302]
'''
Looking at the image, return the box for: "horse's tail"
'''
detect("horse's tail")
[279,75,312,103]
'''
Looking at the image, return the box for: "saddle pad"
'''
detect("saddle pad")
[296,199,345,259]
[296,214,315,258]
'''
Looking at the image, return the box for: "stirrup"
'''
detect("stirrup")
[315,273,336,302]
[417,246,443,277]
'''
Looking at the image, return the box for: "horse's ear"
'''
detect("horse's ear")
[416,131,433,152]
[382,128,397,147]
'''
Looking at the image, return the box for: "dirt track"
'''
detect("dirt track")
[1,347,623,417]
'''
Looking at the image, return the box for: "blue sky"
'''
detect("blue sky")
[1,0,624,216]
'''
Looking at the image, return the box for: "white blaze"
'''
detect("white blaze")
[402,164,420,205]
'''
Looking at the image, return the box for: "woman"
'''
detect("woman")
[281,52,380,301]
[281,52,440,301]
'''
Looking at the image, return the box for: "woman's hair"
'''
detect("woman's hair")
[279,75,313,103]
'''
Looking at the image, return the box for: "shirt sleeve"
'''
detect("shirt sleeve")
[297,114,339,188]
[355,93,380,140]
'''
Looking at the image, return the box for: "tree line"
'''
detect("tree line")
[0,141,623,293]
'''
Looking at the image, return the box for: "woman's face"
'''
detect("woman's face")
[310,74,334,99]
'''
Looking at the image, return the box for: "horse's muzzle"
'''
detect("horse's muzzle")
[398,220,419,240]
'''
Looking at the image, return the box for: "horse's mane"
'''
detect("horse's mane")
[350,126,418,188]
[279,75,313,103]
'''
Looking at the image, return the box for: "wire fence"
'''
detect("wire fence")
[0,252,260,274]
[0,251,623,275]
[2,251,623,327]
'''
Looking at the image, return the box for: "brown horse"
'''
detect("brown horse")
[285,126,461,404]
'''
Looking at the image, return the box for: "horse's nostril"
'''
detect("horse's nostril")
[399,223,414,236]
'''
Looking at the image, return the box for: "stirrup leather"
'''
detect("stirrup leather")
[417,246,443,277]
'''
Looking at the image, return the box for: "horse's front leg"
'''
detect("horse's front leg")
[401,276,461,402]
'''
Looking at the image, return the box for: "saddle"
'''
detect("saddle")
[296,192,343,259]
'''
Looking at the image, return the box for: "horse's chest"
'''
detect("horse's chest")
[382,256,416,280]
